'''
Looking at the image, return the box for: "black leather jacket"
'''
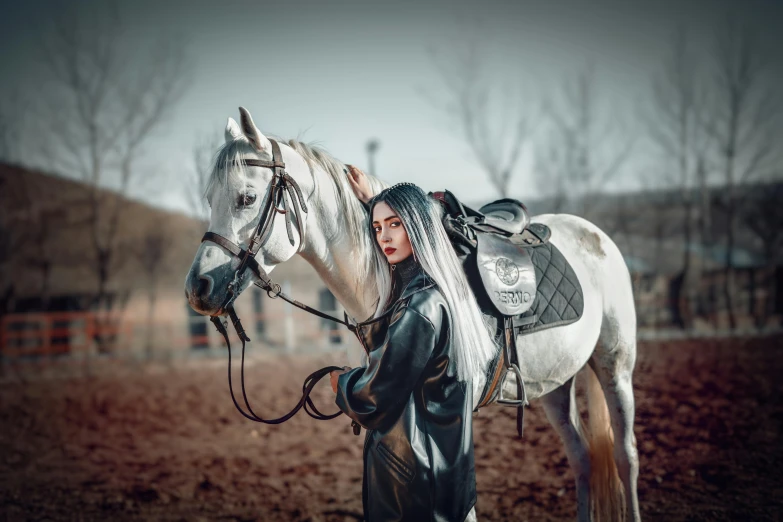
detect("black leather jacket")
[336,270,476,522]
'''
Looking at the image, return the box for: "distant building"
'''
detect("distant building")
[2,162,779,363]
[0,163,346,359]
[473,181,783,331]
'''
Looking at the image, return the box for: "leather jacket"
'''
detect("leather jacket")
[336,269,476,522]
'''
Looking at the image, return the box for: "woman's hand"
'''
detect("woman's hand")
[346,165,374,204]
[330,366,352,393]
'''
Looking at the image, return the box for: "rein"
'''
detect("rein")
[202,139,366,432]
[209,313,344,424]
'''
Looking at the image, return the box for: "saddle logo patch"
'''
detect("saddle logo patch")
[494,290,531,306]
[495,257,519,286]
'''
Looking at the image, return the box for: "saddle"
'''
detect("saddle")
[431,190,584,437]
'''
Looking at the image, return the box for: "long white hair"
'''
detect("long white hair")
[368,184,497,382]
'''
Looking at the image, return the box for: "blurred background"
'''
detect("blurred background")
[0,0,781,520]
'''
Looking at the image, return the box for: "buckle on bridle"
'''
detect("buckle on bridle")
[266,283,282,299]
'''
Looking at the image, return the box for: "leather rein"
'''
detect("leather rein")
[201,138,361,428]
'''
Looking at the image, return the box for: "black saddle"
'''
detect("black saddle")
[432,190,551,317]
[431,190,584,435]
[434,191,549,251]
[478,198,530,235]
[431,189,581,333]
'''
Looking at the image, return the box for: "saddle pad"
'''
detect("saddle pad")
[518,241,584,335]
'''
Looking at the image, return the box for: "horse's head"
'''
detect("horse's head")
[185,107,314,316]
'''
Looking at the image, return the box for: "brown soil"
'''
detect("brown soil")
[1,335,781,521]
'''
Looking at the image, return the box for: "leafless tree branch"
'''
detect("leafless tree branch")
[27,2,192,320]
[538,66,634,217]
[188,132,219,224]
[424,26,536,198]
[700,16,782,329]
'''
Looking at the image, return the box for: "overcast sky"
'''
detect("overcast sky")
[1,0,780,214]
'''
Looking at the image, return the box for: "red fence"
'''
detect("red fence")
[1,308,350,365]
[0,311,133,358]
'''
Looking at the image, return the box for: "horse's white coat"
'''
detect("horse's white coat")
[185,110,641,521]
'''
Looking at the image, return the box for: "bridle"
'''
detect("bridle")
[200,138,367,432]
[202,139,307,315]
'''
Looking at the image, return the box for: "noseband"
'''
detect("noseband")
[200,139,367,433]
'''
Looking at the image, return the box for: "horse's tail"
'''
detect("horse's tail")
[584,365,625,521]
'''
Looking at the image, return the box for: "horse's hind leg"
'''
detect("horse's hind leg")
[591,335,641,521]
[541,376,592,522]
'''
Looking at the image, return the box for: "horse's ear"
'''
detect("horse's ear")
[225,117,242,143]
[238,106,271,152]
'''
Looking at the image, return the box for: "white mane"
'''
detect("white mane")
[206,136,387,285]
[285,139,387,285]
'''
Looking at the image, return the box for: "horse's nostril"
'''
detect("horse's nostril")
[197,276,212,298]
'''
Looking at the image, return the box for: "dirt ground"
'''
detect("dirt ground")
[1,335,781,521]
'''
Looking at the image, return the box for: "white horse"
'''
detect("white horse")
[185,107,641,522]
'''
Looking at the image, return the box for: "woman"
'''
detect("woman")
[329,177,498,522]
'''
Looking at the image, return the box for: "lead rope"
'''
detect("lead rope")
[210,308,343,424]
[210,297,396,434]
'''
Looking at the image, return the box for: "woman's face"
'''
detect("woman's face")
[372,201,413,265]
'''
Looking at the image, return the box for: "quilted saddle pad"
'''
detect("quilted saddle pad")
[517,240,584,334]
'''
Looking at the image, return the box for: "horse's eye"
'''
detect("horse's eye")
[238,193,257,207]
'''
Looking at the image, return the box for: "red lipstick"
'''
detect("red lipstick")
[384,247,396,255]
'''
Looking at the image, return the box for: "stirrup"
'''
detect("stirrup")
[496,363,528,407]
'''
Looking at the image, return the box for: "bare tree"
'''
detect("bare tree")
[188,133,219,225]
[1,94,91,311]
[30,4,191,323]
[646,29,710,329]
[136,224,172,359]
[536,67,635,218]
[426,30,534,198]
[0,170,73,312]
[0,176,24,313]
[737,182,783,324]
[702,19,781,329]
[534,135,570,213]
[739,183,783,266]
[23,209,69,308]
